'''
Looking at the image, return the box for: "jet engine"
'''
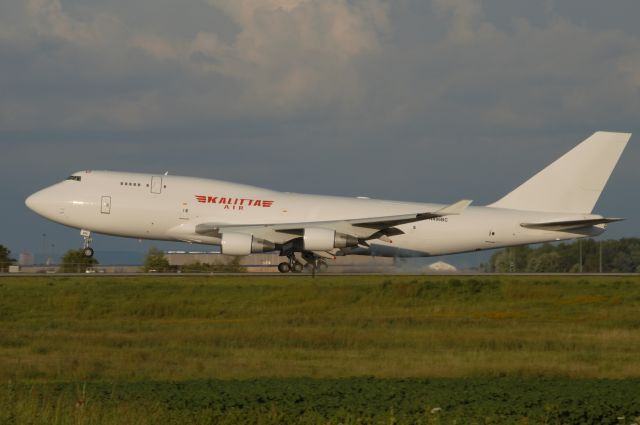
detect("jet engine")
[220,232,276,255]
[303,227,358,251]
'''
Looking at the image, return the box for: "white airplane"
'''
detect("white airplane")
[26,131,630,273]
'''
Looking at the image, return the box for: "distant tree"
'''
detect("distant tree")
[60,249,98,273]
[0,245,16,272]
[489,246,531,272]
[143,247,171,272]
[488,238,640,273]
[526,252,561,273]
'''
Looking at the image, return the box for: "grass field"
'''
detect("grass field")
[1,275,640,423]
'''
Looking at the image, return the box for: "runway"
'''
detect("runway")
[2,272,640,277]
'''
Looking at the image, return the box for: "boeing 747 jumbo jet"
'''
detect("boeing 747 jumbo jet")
[26,131,630,273]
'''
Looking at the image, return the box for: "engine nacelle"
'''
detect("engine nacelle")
[303,227,358,251]
[220,232,276,255]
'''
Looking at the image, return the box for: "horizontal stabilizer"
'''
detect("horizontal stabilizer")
[521,217,623,231]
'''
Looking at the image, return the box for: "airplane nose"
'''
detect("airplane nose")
[25,190,48,216]
[26,184,69,221]
[25,192,38,210]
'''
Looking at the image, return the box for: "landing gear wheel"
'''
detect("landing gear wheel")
[278,262,291,273]
[292,262,304,273]
[80,229,94,258]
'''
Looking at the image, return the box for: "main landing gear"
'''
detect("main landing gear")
[81,229,94,258]
[302,251,328,276]
[277,252,328,275]
[277,252,304,273]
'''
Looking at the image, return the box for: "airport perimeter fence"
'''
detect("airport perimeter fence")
[2,263,398,274]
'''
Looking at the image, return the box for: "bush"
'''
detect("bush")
[143,247,171,272]
[0,244,16,272]
[59,249,98,273]
[180,257,246,273]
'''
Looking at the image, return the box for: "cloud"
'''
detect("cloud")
[2,0,640,253]
[2,0,640,136]
[26,0,124,46]
[432,0,492,43]
[188,0,389,112]
[5,0,391,130]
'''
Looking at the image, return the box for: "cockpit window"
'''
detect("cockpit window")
[66,175,81,182]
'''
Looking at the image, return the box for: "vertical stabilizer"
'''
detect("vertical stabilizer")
[489,131,630,213]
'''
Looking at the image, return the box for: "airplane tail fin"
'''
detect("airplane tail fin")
[489,131,631,213]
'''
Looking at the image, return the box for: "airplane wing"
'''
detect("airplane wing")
[194,199,473,242]
[347,199,472,229]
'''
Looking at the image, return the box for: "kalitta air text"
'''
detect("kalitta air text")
[195,195,274,210]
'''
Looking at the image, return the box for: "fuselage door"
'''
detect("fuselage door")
[151,176,163,194]
[101,196,111,214]
[179,202,189,220]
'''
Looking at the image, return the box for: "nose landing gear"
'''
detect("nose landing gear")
[81,229,94,258]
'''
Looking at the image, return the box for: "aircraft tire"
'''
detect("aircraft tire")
[277,262,291,273]
[83,247,94,258]
[317,261,328,272]
[292,262,304,273]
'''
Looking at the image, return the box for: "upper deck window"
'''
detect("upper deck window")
[66,176,81,182]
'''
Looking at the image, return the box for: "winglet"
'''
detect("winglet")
[433,199,473,216]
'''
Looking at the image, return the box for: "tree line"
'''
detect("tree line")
[4,239,640,273]
[0,244,244,273]
[483,238,640,273]
[143,247,245,273]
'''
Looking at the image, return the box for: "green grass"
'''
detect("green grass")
[1,275,640,423]
[2,378,640,424]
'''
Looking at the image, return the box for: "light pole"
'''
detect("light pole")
[599,240,603,273]
[41,233,46,265]
[579,240,583,273]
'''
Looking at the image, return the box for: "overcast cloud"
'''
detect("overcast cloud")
[1,0,639,257]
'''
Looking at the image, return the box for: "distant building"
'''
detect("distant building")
[424,261,457,273]
[18,252,34,266]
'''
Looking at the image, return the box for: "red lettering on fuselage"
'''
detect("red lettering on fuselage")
[195,195,274,209]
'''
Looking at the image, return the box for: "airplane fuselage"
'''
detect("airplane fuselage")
[26,170,604,257]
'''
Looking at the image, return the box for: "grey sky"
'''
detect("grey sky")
[1,0,639,258]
